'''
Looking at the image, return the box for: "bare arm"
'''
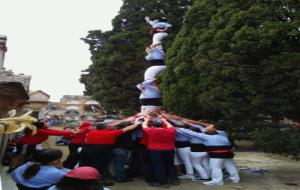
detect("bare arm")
[142,116,151,129]
[122,122,142,133]
[161,118,174,128]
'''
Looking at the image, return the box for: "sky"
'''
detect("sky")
[1,0,123,102]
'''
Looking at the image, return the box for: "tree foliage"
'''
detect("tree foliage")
[161,0,300,121]
[80,0,193,113]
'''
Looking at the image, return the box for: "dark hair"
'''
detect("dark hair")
[151,120,163,128]
[190,127,201,133]
[23,149,63,179]
[96,123,108,130]
[114,121,132,129]
[56,177,103,190]
[160,17,168,22]
[34,119,46,129]
[151,16,168,22]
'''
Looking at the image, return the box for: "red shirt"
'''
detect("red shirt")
[140,131,149,145]
[143,127,176,150]
[71,125,91,144]
[18,128,74,145]
[85,129,123,145]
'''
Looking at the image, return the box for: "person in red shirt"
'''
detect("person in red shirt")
[9,120,75,173]
[142,115,178,187]
[63,121,92,169]
[79,120,142,186]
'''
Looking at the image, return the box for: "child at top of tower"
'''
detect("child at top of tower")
[145,16,172,49]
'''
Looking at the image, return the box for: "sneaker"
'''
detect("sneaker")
[194,177,211,181]
[225,178,240,183]
[178,174,194,180]
[203,180,223,185]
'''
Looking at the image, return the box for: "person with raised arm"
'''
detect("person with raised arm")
[79,120,142,186]
[176,126,240,185]
[142,115,178,187]
[161,113,195,180]
[145,16,172,49]
[63,121,92,169]
[9,120,75,173]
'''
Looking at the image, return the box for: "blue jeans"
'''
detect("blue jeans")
[112,148,129,182]
[149,150,177,185]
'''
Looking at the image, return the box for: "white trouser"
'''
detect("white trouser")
[152,32,168,49]
[144,65,167,80]
[190,152,209,179]
[176,147,194,175]
[209,158,240,183]
[140,106,162,114]
[174,150,182,165]
[202,154,210,176]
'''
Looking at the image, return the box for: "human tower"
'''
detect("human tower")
[137,16,172,114]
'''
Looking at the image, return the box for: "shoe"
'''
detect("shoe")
[178,174,194,180]
[203,180,223,185]
[194,177,211,181]
[6,168,14,173]
[225,178,240,183]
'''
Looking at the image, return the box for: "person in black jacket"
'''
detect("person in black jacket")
[112,121,136,182]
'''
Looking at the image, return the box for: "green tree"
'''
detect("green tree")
[81,0,193,113]
[161,0,300,121]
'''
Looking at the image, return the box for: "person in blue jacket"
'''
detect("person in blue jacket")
[176,126,240,185]
[11,149,70,190]
[145,16,172,49]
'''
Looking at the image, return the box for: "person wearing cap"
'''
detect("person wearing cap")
[11,149,70,190]
[63,121,92,169]
[142,115,178,187]
[79,121,142,185]
[176,126,240,185]
[48,166,109,190]
[145,16,172,49]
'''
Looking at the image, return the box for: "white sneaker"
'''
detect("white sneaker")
[203,180,223,185]
[178,174,194,180]
[231,180,240,183]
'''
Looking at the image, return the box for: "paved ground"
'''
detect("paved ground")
[1,137,300,190]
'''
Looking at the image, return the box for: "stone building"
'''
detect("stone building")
[60,95,102,115]
[27,90,50,118]
[0,35,31,168]
[0,35,31,117]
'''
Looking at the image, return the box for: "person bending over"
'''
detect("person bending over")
[11,149,70,190]
[48,166,109,190]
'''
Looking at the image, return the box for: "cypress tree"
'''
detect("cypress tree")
[161,0,300,121]
[80,0,193,114]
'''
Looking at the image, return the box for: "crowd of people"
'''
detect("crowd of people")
[9,111,240,189]
[8,16,240,189]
